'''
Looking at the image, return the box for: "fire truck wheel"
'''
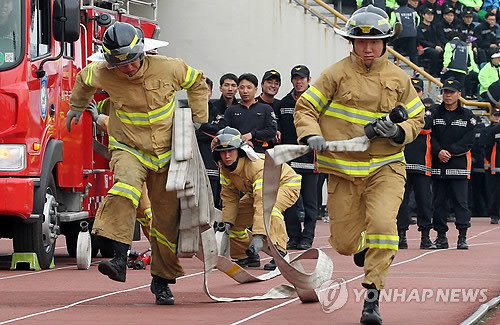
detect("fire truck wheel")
[13,174,59,269]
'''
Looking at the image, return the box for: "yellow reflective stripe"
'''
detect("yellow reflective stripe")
[108,182,141,207]
[229,229,248,239]
[136,217,148,226]
[115,99,175,125]
[97,98,108,114]
[357,231,367,251]
[220,174,231,185]
[325,103,385,125]
[283,175,302,187]
[365,234,399,250]
[252,179,263,192]
[129,34,139,48]
[406,96,425,118]
[84,62,96,87]
[181,66,200,89]
[149,227,177,254]
[271,208,284,220]
[317,152,405,176]
[302,86,329,113]
[144,207,153,220]
[102,43,111,53]
[108,136,171,171]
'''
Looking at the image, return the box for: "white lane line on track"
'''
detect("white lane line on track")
[228,227,500,325]
[0,271,204,325]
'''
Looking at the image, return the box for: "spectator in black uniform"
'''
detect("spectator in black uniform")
[391,0,420,64]
[223,73,277,153]
[473,12,499,64]
[397,78,437,249]
[482,109,500,224]
[278,65,319,251]
[257,70,282,145]
[417,0,442,17]
[430,79,476,250]
[213,73,239,116]
[460,9,476,40]
[417,8,444,76]
[440,0,464,18]
[468,116,488,218]
[436,7,462,46]
[195,78,224,209]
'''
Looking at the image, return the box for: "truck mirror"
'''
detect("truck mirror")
[53,0,80,43]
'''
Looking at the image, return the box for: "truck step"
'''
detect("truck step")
[10,253,54,271]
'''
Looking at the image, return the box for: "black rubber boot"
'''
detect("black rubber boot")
[235,254,260,268]
[433,232,449,249]
[97,238,129,282]
[151,275,175,305]
[419,229,436,249]
[398,230,408,249]
[360,288,382,325]
[263,250,287,271]
[457,229,469,250]
[354,248,368,267]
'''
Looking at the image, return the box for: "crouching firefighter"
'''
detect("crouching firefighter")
[67,22,209,305]
[212,127,301,271]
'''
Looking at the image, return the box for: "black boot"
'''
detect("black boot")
[420,229,436,249]
[398,229,408,249]
[457,229,469,250]
[263,250,287,271]
[151,275,175,305]
[97,238,128,282]
[360,288,382,325]
[433,232,449,249]
[235,254,260,267]
[354,248,368,267]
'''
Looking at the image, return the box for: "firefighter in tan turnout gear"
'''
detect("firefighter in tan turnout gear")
[294,6,425,324]
[212,127,301,271]
[67,22,208,305]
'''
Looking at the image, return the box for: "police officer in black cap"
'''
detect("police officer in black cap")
[430,78,477,249]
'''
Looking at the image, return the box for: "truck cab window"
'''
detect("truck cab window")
[0,0,22,69]
[29,0,50,58]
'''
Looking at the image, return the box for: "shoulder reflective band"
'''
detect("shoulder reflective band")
[115,98,175,125]
[84,62,97,87]
[229,229,248,239]
[252,179,263,192]
[108,182,141,207]
[220,174,231,185]
[181,66,200,89]
[317,151,405,176]
[302,86,329,113]
[149,227,177,254]
[406,96,425,118]
[108,136,171,171]
[283,175,302,187]
[365,234,399,250]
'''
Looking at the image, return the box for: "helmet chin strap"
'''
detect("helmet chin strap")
[223,158,239,171]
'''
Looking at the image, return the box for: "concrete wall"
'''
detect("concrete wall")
[155,0,351,99]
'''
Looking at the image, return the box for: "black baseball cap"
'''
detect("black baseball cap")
[262,69,281,83]
[442,79,462,92]
[423,8,434,15]
[411,77,424,91]
[291,65,310,78]
[463,9,473,17]
[443,7,454,14]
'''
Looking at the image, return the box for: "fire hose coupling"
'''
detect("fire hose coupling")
[364,105,409,140]
[127,249,151,270]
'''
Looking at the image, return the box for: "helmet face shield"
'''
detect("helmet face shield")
[103,42,144,66]
[335,5,400,40]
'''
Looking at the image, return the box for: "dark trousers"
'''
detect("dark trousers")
[432,178,471,233]
[485,170,499,218]
[209,176,221,209]
[393,36,419,65]
[469,171,488,216]
[420,47,443,77]
[284,173,319,244]
[397,173,433,232]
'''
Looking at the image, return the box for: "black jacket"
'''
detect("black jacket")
[278,89,316,174]
[482,122,500,172]
[213,95,238,116]
[473,21,498,49]
[196,101,224,178]
[417,22,442,48]
[405,109,433,175]
[430,102,477,178]
[223,101,277,153]
[435,19,461,46]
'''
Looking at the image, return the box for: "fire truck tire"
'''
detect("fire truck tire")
[13,174,59,270]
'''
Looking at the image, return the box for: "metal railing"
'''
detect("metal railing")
[82,0,157,21]
[290,0,493,116]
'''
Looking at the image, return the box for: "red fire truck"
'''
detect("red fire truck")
[0,0,159,269]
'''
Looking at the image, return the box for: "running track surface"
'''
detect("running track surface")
[0,218,498,325]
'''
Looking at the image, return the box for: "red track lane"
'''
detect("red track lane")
[0,218,498,325]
